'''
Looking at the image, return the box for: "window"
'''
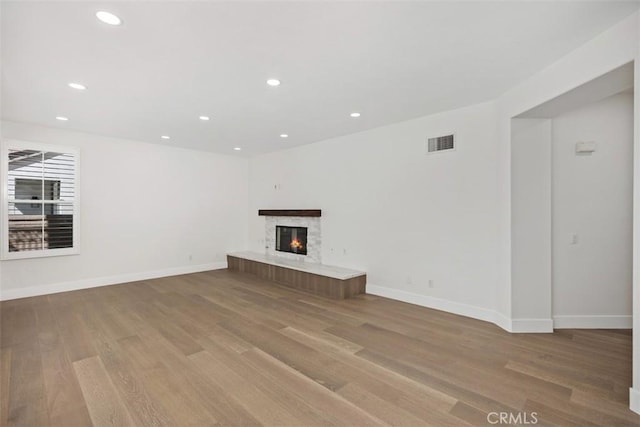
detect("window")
[1,140,79,259]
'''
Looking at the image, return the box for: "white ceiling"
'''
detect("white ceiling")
[2,1,639,156]
[517,62,634,119]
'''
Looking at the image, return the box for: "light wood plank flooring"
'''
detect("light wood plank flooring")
[1,269,638,426]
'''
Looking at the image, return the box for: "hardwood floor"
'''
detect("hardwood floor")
[1,269,638,426]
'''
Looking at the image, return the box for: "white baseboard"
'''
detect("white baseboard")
[631,387,640,414]
[366,284,515,333]
[0,262,227,301]
[511,318,554,333]
[553,315,633,329]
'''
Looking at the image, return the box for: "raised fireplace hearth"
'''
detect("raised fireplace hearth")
[227,251,366,299]
[247,209,366,298]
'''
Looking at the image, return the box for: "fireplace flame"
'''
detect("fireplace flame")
[290,238,304,250]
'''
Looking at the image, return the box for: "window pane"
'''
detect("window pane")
[46,203,73,249]
[8,149,44,201]
[43,152,74,201]
[12,180,46,214]
[7,202,74,252]
[8,202,44,252]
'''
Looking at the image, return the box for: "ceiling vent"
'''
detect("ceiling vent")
[426,134,455,154]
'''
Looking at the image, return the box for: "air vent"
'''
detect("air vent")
[426,134,455,154]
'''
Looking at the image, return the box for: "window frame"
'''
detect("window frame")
[1,139,80,260]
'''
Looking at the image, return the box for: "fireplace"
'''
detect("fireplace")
[276,226,308,255]
[262,211,320,262]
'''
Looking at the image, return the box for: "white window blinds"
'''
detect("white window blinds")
[2,141,79,259]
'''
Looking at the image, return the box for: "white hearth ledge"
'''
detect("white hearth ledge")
[228,251,365,280]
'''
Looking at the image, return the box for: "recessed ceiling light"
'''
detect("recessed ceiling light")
[266,79,281,87]
[350,112,361,118]
[161,135,170,140]
[96,11,122,26]
[280,134,288,138]
[199,116,210,121]
[233,147,242,151]
[55,116,69,121]
[68,82,87,91]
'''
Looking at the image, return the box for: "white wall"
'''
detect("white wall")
[249,101,509,327]
[510,119,552,330]
[0,121,249,300]
[496,12,640,325]
[552,93,633,328]
[495,11,638,410]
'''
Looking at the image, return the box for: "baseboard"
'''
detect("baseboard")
[366,284,514,333]
[553,315,633,329]
[511,318,554,333]
[0,261,227,301]
[630,387,640,414]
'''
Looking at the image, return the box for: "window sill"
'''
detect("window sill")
[1,247,80,260]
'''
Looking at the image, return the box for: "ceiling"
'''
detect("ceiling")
[2,1,639,156]
[517,62,634,119]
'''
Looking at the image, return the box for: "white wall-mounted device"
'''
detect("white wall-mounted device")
[575,141,597,154]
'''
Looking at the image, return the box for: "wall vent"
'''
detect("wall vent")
[426,134,455,154]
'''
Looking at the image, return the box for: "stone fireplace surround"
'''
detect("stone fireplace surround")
[259,209,322,263]
[265,216,321,263]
